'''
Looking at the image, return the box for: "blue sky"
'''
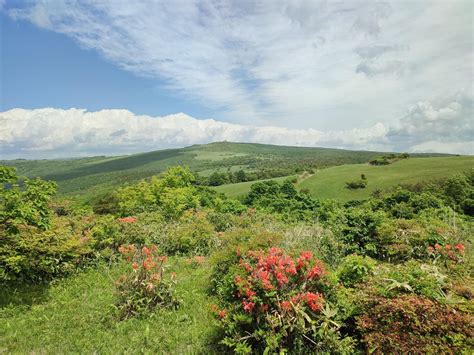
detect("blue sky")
[1,11,213,118]
[0,0,472,158]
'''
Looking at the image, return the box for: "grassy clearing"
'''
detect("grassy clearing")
[0,258,220,354]
[298,156,474,202]
[213,175,296,198]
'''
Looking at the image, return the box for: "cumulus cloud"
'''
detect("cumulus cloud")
[388,91,474,154]
[5,1,473,129]
[0,107,390,159]
[1,90,472,159]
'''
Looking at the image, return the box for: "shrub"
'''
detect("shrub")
[160,211,217,256]
[371,261,447,300]
[1,166,57,233]
[115,244,178,320]
[0,216,94,282]
[337,254,376,287]
[214,247,354,353]
[208,227,282,297]
[345,179,367,189]
[357,295,474,353]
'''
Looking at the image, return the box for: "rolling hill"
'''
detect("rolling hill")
[1,142,390,196]
[299,156,474,202]
[1,142,458,199]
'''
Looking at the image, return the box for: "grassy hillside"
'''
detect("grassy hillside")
[1,142,400,196]
[298,156,474,202]
[213,175,296,198]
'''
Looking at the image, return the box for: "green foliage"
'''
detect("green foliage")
[159,211,217,256]
[337,255,376,287]
[1,166,57,232]
[0,217,93,282]
[245,179,320,221]
[115,245,178,320]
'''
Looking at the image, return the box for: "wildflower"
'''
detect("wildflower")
[427,246,434,254]
[259,304,269,312]
[142,246,151,255]
[455,243,465,254]
[434,243,442,251]
[242,300,255,313]
[132,262,139,270]
[280,301,292,311]
[218,309,227,319]
[445,244,452,251]
[118,216,137,223]
[245,288,256,299]
[302,292,324,312]
[307,263,324,280]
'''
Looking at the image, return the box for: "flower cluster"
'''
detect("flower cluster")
[213,247,332,352]
[231,248,325,315]
[117,216,137,223]
[427,243,465,262]
[115,244,178,319]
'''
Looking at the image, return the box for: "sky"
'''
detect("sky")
[0,0,473,159]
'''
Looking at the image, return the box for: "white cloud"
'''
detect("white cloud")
[388,90,474,152]
[1,107,389,159]
[1,91,472,159]
[6,0,473,129]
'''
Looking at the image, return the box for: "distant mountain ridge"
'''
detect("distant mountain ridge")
[1,141,453,198]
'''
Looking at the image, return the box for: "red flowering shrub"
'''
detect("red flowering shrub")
[357,295,474,353]
[115,244,178,320]
[427,243,465,263]
[214,247,354,353]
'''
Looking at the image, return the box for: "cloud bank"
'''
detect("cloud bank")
[2,91,472,159]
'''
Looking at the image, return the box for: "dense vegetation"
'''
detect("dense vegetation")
[1,156,473,353]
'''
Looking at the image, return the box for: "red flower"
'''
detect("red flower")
[280,301,292,311]
[218,309,227,319]
[445,244,452,251]
[307,263,324,280]
[132,262,139,270]
[434,243,442,251]
[245,288,256,299]
[455,243,465,254]
[118,216,137,223]
[242,300,255,313]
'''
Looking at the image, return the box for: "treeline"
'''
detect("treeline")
[370,152,410,166]
[196,167,304,186]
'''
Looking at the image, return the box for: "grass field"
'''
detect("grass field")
[298,156,474,202]
[213,175,296,198]
[0,258,220,354]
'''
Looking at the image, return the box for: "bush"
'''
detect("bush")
[357,295,474,353]
[115,244,178,320]
[345,179,367,189]
[208,227,282,297]
[213,247,354,353]
[1,166,57,233]
[160,211,217,256]
[0,217,94,282]
[337,254,376,287]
